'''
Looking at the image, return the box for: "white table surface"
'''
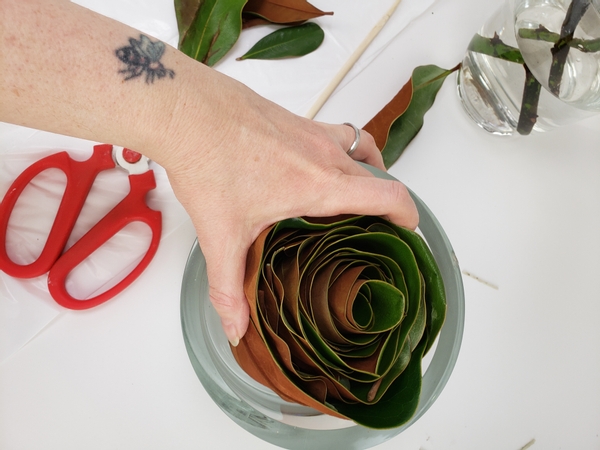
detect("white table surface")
[2,0,600,449]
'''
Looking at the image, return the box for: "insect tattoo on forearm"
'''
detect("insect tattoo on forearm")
[115,34,175,84]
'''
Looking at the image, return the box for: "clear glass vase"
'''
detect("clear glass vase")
[458,0,600,135]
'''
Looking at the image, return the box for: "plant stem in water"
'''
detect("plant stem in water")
[518,26,600,53]
[517,65,542,135]
[468,33,524,64]
[469,33,541,134]
[548,0,591,96]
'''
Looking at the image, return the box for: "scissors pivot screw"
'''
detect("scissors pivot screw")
[123,148,143,164]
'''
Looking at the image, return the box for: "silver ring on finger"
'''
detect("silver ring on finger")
[343,122,360,157]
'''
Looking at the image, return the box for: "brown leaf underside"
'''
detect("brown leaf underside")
[175,0,201,44]
[232,222,402,414]
[231,225,347,417]
[363,80,413,150]
[243,0,333,24]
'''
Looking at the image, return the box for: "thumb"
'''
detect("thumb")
[199,232,250,347]
[325,173,419,229]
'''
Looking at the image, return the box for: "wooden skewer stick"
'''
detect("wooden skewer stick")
[304,0,404,119]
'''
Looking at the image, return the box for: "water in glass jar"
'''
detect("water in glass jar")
[458,0,600,135]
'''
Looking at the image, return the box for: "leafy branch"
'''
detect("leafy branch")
[467,33,524,64]
[466,0,594,135]
[518,26,600,53]
[467,33,540,135]
[548,0,591,95]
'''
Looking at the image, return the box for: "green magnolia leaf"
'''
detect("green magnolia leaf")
[392,225,446,354]
[376,64,459,169]
[237,22,324,60]
[333,338,426,428]
[232,215,447,429]
[178,0,247,67]
[380,65,458,168]
[174,0,201,45]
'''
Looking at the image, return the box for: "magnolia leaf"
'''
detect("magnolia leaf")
[241,15,304,29]
[178,0,247,67]
[231,215,446,429]
[242,16,277,29]
[392,225,446,354]
[237,22,324,60]
[174,0,201,46]
[362,81,412,150]
[364,64,460,169]
[243,0,332,24]
[333,339,427,428]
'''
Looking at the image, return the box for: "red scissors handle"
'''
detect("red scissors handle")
[0,145,115,278]
[47,171,162,310]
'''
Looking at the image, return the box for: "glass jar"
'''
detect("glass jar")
[180,165,465,449]
[458,0,600,135]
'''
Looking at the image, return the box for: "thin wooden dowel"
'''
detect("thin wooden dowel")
[304,0,404,119]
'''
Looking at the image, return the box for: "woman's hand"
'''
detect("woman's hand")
[1,0,417,345]
[161,75,418,345]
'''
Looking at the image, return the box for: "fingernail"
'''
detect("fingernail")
[222,321,240,347]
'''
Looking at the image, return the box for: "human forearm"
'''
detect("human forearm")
[0,0,224,166]
[1,0,419,345]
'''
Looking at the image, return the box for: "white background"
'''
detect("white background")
[1,0,600,449]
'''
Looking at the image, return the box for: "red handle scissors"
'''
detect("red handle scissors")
[0,144,162,310]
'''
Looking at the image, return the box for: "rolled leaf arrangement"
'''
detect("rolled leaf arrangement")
[231,215,446,429]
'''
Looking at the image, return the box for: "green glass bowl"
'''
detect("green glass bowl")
[181,166,464,449]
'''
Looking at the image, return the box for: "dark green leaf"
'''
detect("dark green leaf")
[332,339,426,429]
[360,280,405,332]
[389,223,446,354]
[237,22,324,60]
[381,64,459,168]
[178,0,247,67]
